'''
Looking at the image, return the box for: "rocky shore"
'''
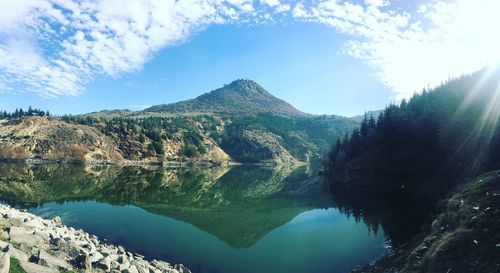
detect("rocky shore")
[354,171,500,273]
[0,204,191,273]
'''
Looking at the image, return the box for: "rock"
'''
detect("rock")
[110,259,120,269]
[51,216,62,225]
[37,249,71,270]
[72,254,92,270]
[20,261,59,273]
[123,264,139,273]
[136,265,149,273]
[49,237,80,258]
[117,245,125,254]
[153,260,171,270]
[0,252,10,273]
[9,226,29,236]
[0,205,191,273]
[175,264,191,273]
[10,233,45,248]
[0,241,8,250]
[3,244,28,262]
[96,256,111,271]
[117,254,128,264]
[118,261,130,271]
[89,251,104,263]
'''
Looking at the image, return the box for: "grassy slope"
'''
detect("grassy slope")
[357,171,500,273]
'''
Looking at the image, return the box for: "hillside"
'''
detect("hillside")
[0,80,359,165]
[356,171,500,273]
[143,79,305,116]
[328,67,500,201]
[0,116,123,163]
[0,115,231,165]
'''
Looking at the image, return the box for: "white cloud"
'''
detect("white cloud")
[296,0,500,98]
[0,0,261,97]
[0,0,499,99]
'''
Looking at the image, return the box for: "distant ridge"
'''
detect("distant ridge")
[143,79,306,116]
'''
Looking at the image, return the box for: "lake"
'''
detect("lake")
[0,163,391,273]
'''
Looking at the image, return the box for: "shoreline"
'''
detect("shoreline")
[353,171,500,273]
[1,158,307,168]
[0,204,191,273]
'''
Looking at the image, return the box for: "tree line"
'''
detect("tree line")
[327,68,500,200]
[1,107,51,118]
[61,115,215,158]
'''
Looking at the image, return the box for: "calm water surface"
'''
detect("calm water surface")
[0,164,390,273]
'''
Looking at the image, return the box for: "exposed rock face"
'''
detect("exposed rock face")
[222,129,302,166]
[0,204,190,273]
[0,117,123,163]
[0,116,231,165]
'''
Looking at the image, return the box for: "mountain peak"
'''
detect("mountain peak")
[216,79,268,97]
[143,79,305,116]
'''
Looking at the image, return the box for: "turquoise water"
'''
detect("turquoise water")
[0,164,388,273]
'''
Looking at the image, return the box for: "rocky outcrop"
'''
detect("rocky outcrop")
[0,205,190,273]
[0,116,231,165]
[221,129,303,166]
[0,117,123,164]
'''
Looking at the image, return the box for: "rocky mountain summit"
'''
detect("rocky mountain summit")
[0,204,190,273]
[143,79,305,116]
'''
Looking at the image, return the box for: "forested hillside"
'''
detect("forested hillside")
[327,67,500,200]
[143,79,305,116]
[0,80,359,165]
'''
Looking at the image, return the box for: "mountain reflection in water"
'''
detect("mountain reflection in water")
[0,163,418,273]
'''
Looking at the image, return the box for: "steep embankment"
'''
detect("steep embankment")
[0,117,123,163]
[358,171,500,273]
[0,116,231,165]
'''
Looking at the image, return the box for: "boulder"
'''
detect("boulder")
[118,261,130,271]
[123,264,139,273]
[72,254,91,270]
[175,264,191,273]
[8,226,29,236]
[3,244,28,262]
[51,216,62,225]
[0,252,9,273]
[89,251,104,263]
[95,256,111,271]
[37,249,71,270]
[20,261,59,273]
[10,233,45,248]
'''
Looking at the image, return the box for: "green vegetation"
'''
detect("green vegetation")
[1,107,50,118]
[9,258,27,273]
[143,79,304,116]
[357,171,500,273]
[221,112,357,163]
[327,68,500,201]
[60,114,220,159]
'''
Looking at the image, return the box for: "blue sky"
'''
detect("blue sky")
[0,0,498,116]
